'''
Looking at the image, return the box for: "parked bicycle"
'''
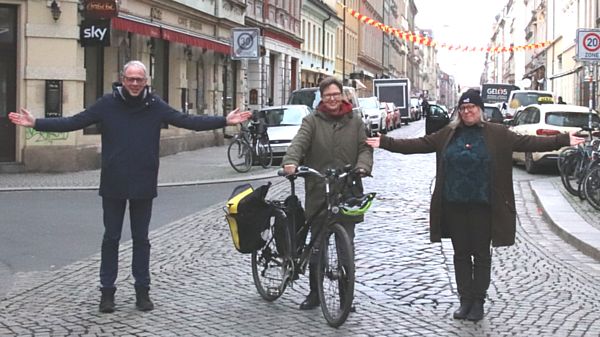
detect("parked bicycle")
[251,165,375,327]
[558,127,600,199]
[226,119,273,173]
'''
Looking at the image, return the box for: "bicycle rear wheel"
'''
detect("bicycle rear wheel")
[257,139,273,168]
[227,139,252,173]
[560,151,582,196]
[317,222,355,328]
[584,166,600,210]
[251,214,292,301]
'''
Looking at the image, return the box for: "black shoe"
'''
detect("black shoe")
[299,291,320,310]
[135,286,154,312]
[99,287,116,313]
[466,299,484,321]
[453,298,473,320]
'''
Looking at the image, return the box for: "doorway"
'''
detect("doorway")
[0,5,17,162]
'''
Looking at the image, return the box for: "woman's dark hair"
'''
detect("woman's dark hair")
[319,76,343,95]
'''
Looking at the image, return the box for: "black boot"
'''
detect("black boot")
[453,297,473,319]
[299,265,320,310]
[135,285,154,311]
[467,299,484,321]
[99,287,116,313]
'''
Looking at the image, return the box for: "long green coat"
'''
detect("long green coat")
[282,109,373,221]
[379,122,570,247]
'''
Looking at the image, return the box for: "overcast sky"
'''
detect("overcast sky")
[414,0,506,88]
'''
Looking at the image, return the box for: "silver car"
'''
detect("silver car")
[258,105,312,164]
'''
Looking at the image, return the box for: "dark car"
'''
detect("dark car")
[425,104,450,135]
[483,103,504,124]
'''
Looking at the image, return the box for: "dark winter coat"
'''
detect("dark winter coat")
[282,104,373,221]
[34,85,226,199]
[379,122,570,247]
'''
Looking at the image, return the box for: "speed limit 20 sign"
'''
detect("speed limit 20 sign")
[576,29,600,61]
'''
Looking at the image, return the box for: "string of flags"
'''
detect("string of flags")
[344,5,550,53]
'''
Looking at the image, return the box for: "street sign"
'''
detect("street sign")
[576,28,600,61]
[231,27,260,60]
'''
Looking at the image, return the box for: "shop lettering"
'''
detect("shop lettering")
[83,26,107,40]
[486,88,508,96]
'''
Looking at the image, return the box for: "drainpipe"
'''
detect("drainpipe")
[321,12,332,73]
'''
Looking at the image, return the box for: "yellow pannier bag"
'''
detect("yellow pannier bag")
[224,182,272,253]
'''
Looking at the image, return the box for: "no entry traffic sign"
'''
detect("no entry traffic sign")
[577,29,600,61]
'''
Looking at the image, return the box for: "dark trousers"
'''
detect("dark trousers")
[444,202,492,301]
[100,197,153,289]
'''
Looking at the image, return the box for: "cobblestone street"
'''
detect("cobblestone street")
[1,124,599,336]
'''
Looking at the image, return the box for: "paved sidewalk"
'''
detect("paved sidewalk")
[0,145,279,191]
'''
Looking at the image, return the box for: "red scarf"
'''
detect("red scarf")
[317,100,353,117]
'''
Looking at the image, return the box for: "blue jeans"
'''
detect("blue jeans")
[100,197,153,289]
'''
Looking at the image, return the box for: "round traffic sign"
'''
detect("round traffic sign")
[583,32,600,52]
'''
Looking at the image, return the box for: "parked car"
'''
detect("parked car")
[425,104,450,135]
[483,103,504,124]
[508,103,600,173]
[257,105,311,165]
[358,96,387,136]
[410,97,422,121]
[382,102,400,130]
[504,89,554,119]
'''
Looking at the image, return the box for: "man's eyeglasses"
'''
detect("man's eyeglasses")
[459,104,478,113]
[323,92,342,100]
[123,76,147,84]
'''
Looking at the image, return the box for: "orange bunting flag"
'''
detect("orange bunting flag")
[345,6,550,53]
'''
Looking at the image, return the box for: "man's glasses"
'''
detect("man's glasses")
[123,76,147,84]
[323,92,342,100]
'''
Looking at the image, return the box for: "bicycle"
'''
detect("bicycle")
[559,128,600,198]
[226,119,273,173]
[251,165,375,327]
[582,138,600,210]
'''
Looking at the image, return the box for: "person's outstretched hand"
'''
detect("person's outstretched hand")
[569,130,586,146]
[225,108,252,125]
[8,108,35,128]
[366,134,382,148]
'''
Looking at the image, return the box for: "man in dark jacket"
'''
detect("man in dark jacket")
[8,60,251,313]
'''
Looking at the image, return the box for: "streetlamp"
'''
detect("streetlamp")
[50,0,61,22]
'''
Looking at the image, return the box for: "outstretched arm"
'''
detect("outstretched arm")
[225,108,252,125]
[366,134,381,148]
[8,108,36,128]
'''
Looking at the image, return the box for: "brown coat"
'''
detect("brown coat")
[282,110,373,220]
[380,122,570,247]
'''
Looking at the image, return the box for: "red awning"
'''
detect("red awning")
[161,28,230,55]
[111,17,161,38]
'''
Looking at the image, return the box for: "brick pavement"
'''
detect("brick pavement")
[1,124,599,336]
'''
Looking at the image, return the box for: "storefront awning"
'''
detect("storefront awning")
[111,15,231,55]
[111,17,161,38]
[353,79,367,89]
[161,27,230,55]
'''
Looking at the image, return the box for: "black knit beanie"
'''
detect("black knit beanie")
[458,89,484,111]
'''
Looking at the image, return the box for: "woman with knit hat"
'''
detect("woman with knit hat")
[366,88,584,321]
[282,76,373,311]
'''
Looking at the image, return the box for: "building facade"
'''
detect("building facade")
[2,0,248,172]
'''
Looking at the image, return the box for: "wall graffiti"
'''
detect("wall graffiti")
[25,128,69,144]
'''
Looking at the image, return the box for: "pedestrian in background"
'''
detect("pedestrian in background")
[8,60,251,313]
[282,76,373,310]
[366,89,584,321]
[557,96,567,104]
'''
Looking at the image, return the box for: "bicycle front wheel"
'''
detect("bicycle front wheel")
[317,222,355,328]
[584,166,600,210]
[560,151,582,196]
[227,139,252,173]
[257,139,273,168]
[251,214,292,301]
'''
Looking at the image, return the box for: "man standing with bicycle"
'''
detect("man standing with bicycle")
[8,60,251,313]
[282,77,373,310]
